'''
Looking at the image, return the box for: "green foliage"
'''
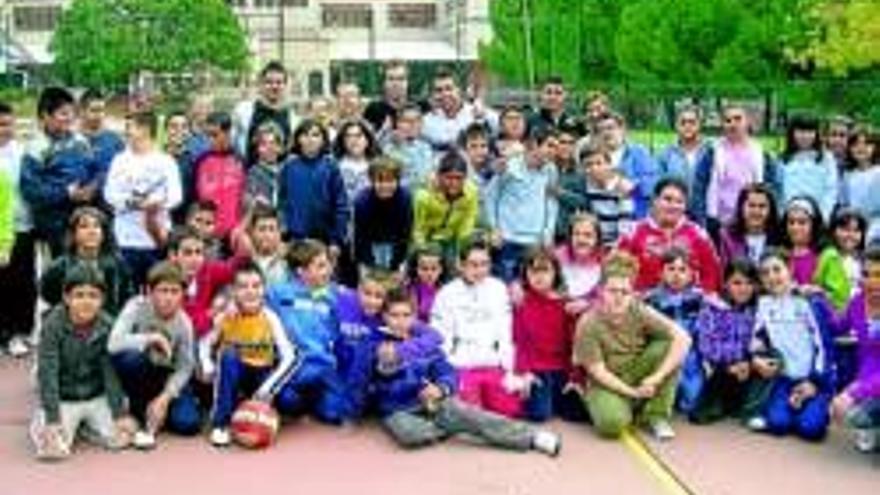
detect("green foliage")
[50,0,248,88]
[805,0,880,76]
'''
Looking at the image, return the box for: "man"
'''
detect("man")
[363,60,411,135]
[79,89,125,187]
[656,105,711,195]
[422,68,498,151]
[527,76,582,135]
[232,61,299,165]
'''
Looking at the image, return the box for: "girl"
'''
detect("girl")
[841,127,880,243]
[279,119,350,254]
[781,196,825,286]
[513,247,586,422]
[814,208,867,310]
[779,114,839,222]
[719,184,782,267]
[40,207,136,317]
[244,123,285,212]
[555,213,603,315]
[333,119,379,202]
[830,246,880,453]
[693,259,761,424]
[749,249,833,441]
[407,244,446,324]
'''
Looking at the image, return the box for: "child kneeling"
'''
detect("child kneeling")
[372,290,561,456]
[31,264,134,461]
[200,262,296,446]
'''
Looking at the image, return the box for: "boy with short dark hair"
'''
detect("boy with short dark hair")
[21,87,100,256]
[353,156,413,273]
[79,88,125,185]
[382,103,434,191]
[109,261,201,449]
[186,200,222,259]
[372,289,561,456]
[32,263,134,460]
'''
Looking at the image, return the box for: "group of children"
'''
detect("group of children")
[0,64,878,462]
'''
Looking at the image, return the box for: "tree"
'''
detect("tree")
[801,0,880,76]
[50,0,249,88]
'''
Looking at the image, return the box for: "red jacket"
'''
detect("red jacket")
[195,151,245,239]
[513,289,575,373]
[617,217,722,293]
[183,258,239,338]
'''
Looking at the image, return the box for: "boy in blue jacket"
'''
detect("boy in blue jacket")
[371,289,562,456]
[267,239,349,423]
[21,87,100,256]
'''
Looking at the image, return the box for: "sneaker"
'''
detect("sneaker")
[7,336,29,358]
[854,429,878,453]
[648,419,676,441]
[210,428,230,447]
[133,430,157,450]
[532,430,562,457]
[747,416,767,432]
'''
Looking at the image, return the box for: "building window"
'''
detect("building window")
[322,4,372,28]
[388,3,437,28]
[12,6,62,33]
[282,0,308,6]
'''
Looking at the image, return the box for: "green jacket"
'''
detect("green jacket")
[814,247,851,310]
[38,305,126,424]
[413,181,479,248]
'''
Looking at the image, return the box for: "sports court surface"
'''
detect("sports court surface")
[1,358,876,495]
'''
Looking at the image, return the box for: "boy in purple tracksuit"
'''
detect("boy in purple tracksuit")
[370,289,561,456]
[334,270,441,419]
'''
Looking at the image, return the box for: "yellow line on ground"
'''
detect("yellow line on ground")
[621,430,694,495]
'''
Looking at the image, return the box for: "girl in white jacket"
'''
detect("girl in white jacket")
[430,240,523,417]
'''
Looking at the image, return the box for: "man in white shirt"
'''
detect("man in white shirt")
[421,68,498,152]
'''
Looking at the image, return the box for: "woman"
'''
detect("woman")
[617,177,722,293]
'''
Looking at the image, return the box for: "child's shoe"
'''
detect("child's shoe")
[210,427,231,447]
[532,430,562,457]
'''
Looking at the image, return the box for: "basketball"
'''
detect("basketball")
[230,400,280,449]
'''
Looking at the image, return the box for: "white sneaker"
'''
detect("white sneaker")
[648,419,676,441]
[747,416,768,432]
[210,428,230,447]
[854,429,878,453]
[133,430,156,450]
[7,336,29,358]
[532,430,561,457]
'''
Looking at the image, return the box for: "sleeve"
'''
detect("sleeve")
[37,312,63,423]
[483,174,502,230]
[429,354,459,397]
[814,249,851,310]
[107,299,151,354]
[512,305,532,374]
[456,187,479,243]
[543,177,559,245]
[412,191,428,246]
[631,146,659,218]
[102,154,130,212]
[495,285,515,372]
[393,192,414,268]
[0,172,13,259]
[256,309,298,399]
[395,326,443,366]
[160,154,183,211]
[689,148,713,225]
[198,326,220,375]
[694,230,723,293]
[20,153,68,209]
[821,154,839,223]
[38,260,65,308]
[352,195,371,265]
[572,315,602,368]
[329,165,351,247]
[164,315,196,398]
[429,288,456,359]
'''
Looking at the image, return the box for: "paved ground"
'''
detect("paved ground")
[0,357,876,495]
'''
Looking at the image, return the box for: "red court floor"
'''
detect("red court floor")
[1,357,876,495]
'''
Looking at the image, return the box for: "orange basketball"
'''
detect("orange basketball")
[230,400,280,449]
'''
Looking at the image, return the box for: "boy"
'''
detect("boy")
[412,151,479,268]
[353,156,413,273]
[430,239,525,417]
[186,200,222,259]
[554,123,586,240]
[581,144,636,246]
[373,289,561,456]
[246,205,289,286]
[381,103,434,191]
[335,270,441,419]
[244,123,284,210]
[460,123,494,229]
[164,109,195,224]
[200,262,296,446]
[0,100,34,357]
[20,87,100,256]
[485,128,559,282]
[644,247,708,415]
[79,89,125,185]
[109,262,201,448]
[104,112,182,288]
[594,112,658,219]
[31,263,134,460]
[193,112,245,246]
[267,239,350,424]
